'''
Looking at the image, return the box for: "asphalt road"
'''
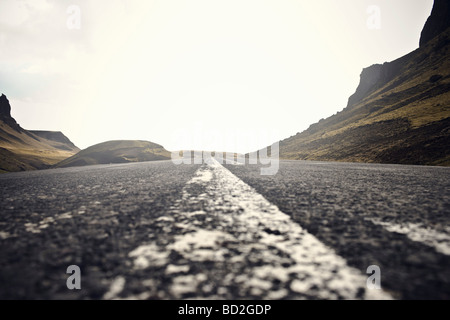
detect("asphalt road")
[0,159,449,300]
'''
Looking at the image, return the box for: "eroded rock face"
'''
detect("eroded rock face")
[0,94,22,132]
[419,0,450,48]
[0,94,11,118]
[347,64,385,107]
[346,59,404,108]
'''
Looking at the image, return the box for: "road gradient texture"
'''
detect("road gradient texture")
[0,159,449,299]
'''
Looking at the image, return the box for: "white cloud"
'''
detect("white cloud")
[0,0,32,27]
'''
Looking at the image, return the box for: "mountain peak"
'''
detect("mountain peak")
[0,94,11,118]
[0,93,23,132]
[419,0,450,47]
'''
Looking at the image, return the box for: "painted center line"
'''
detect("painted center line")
[370,219,450,256]
[120,159,392,300]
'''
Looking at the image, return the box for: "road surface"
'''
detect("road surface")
[0,159,449,299]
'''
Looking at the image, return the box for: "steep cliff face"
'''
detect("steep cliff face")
[346,52,412,108]
[0,94,22,133]
[0,94,10,116]
[420,0,450,47]
[276,1,450,166]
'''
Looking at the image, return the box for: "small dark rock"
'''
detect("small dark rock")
[429,74,443,83]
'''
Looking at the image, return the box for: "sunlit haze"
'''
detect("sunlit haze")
[0,0,433,153]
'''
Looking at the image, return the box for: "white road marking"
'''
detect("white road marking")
[128,243,170,269]
[370,219,450,255]
[0,231,13,239]
[10,203,96,236]
[125,159,393,300]
[166,264,190,275]
[103,276,126,300]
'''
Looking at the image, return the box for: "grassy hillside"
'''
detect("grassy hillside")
[0,114,80,173]
[278,27,450,166]
[55,140,171,168]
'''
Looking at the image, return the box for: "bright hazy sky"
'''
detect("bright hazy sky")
[0,0,434,152]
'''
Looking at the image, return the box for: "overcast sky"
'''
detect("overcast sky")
[0,0,434,152]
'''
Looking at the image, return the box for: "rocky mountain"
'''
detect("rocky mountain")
[0,94,80,173]
[420,0,450,47]
[276,0,450,166]
[55,140,171,168]
[0,94,23,133]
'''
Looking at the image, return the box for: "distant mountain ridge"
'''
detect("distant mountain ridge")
[55,140,171,168]
[29,131,78,151]
[0,94,80,173]
[274,0,450,166]
[0,94,173,172]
